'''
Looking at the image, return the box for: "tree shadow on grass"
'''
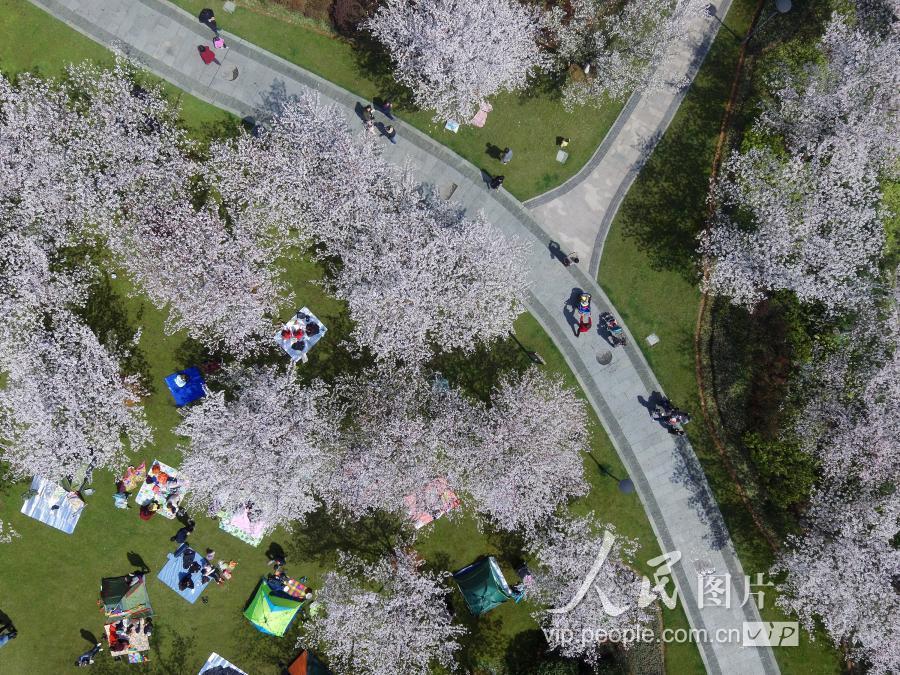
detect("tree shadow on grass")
[75,272,153,392]
[428,334,531,404]
[447,586,507,673]
[615,36,741,281]
[149,622,196,674]
[348,30,417,110]
[289,507,411,567]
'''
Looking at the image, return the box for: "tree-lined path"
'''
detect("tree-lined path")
[525,0,734,275]
[27,0,777,672]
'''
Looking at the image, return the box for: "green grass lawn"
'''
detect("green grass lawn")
[0,2,704,672]
[166,0,622,201]
[597,0,843,672]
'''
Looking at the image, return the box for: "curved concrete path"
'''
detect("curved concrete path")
[27,1,777,673]
[526,0,734,276]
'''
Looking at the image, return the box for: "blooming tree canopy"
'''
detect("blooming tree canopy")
[303,549,464,674]
[329,174,529,366]
[176,366,339,530]
[701,15,900,310]
[772,301,899,671]
[450,370,589,534]
[547,0,704,106]
[319,367,470,520]
[0,311,151,483]
[109,196,289,358]
[773,487,900,674]
[527,515,651,664]
[366,0,547,121]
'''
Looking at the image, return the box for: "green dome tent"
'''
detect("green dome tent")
[100,575,153,621]
[243,581,302,637]
[453,557,516,616]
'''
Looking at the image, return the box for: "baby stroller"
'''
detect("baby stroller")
[600,311,626,347]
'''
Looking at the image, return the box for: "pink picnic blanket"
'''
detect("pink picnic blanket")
[468,103,493,128]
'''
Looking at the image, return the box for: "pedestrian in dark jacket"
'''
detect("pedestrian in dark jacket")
[170,522,193,544]
[198,8,219,34]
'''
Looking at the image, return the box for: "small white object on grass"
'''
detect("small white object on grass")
[444,119,460,133]
[223,1,237,12]
[556,149,569,164]
[646,333,660,346]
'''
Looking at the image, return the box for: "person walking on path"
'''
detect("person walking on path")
[198,8,219,35]
[489,175,505,190]
[379,100,394,119]
[500,147,513,164]
[198,46,219,66]
[362,105,375,134]
[383,124,397,144]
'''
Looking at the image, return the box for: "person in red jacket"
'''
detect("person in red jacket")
[198,46,218,65]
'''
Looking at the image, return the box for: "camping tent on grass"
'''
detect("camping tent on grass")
[244,580,302,637]
[453,557,516,616]
[197,652,248,674]
[288,650,332,675]
[101,575,153,622]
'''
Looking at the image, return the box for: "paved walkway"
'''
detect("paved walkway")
[29,1,777,673]
[526,0,734,276]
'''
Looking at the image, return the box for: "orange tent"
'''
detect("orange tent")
[287,650,331,675]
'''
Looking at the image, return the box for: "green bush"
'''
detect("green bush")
[743,431,817,510]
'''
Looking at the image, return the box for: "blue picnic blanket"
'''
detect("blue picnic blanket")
[20,476,85,534]
[157,544,210,603]
[164,367,206,407]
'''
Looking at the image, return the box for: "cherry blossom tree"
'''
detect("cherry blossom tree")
[0,311,151,483]
[0,73,100,243]
[451,370,589,534]
[547,0,704,106]
[366,0,547,121]
[176,366,339,531]
[773,486,900,674]
[303,549,464,674]
[207,93,379,248]
[0,227,91,348]
[701,15,900,310]
[788,322,900,488]
[108,196,290,358]
[527,515,652,665]
[319,367,471,520]
[329,173,529,366]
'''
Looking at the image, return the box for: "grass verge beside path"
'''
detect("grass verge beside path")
[166,0,622,201]
[597,0,842,672]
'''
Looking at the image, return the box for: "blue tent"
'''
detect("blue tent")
[164,367,206,407]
